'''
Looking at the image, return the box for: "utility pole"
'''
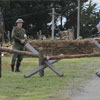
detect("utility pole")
[51,8,55,40]
[77,0,80,39]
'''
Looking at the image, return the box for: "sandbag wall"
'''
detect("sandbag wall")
[29,39,100,56]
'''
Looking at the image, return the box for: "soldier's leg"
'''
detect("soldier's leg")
[15,46,24,72]
[15,54,23,72]
[11,54,18,72]
[11,43,19,72]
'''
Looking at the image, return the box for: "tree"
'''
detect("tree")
[0,0,52,38]
[0,0,96,39]
[81,0,100,37]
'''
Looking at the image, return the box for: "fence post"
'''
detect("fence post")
[39,47,44,77]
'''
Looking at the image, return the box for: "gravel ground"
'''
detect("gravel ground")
[67,73,100,100]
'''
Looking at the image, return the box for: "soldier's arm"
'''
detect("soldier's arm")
[13,35,21,42]
[20,28,27,44]
[23,29,27,42]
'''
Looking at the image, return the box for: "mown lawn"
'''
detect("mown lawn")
[0,56,100,100]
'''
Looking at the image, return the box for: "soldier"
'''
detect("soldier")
[11,18,27,72]
[96,21,100,33]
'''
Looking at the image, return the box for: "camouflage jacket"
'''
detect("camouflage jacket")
[12,26,27,44]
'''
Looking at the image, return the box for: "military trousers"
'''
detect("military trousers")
[11,43,24,66]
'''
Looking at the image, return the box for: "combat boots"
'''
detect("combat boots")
[15,63,21,72]
[11,64,14,72]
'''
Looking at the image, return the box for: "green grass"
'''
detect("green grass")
[0,57,100,100]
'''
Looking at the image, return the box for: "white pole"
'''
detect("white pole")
[52,8,55,40]
[77,0,80,39]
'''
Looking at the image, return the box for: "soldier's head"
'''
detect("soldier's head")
[16,18,24,28]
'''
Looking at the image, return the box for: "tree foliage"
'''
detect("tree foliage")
[81,0,100,37]
[0,0,99,39]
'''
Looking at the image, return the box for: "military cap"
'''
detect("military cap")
[16,18,24,23]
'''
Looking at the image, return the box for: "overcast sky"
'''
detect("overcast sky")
[92,0,100,4]
[88,0,100,6]
[48,0,100,26]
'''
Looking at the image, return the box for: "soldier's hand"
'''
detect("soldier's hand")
[21,40,25,44]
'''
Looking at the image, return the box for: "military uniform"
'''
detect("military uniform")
[11,26,26,72]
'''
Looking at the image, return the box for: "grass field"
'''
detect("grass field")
[0,56,100,100]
